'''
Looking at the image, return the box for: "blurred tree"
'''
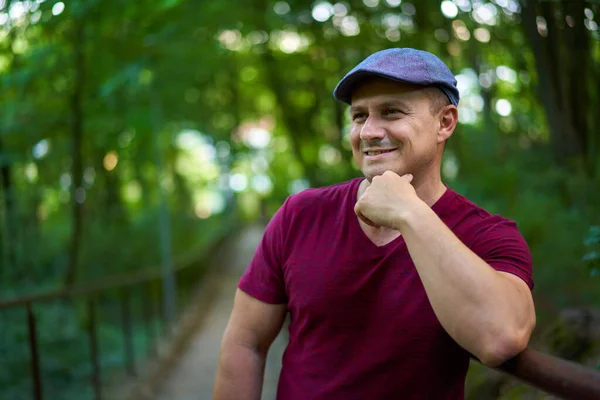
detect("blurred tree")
[520,0,599,174]
[0,0,599,397]
[65,15,86,286]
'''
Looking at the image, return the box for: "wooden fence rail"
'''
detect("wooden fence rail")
[0,228,231,400]
[497,347,600,400]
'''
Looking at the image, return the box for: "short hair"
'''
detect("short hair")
[425,87,451,115]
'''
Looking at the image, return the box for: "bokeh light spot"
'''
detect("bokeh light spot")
[83,167,96,187]
[124,181,142,203]
[312,2,333,22]
[333,3,348,16]
[435,28,450,43]
[454,0,471,12]
[400,2,415,15]
[319,145,342,166]
[279,31,303,53]
[218,30,243,51]
[52,2,65,16]
[33,139,50,159]
[472,3,497,25]
[251,174,274,195]
[495,99,512,116]
[60,173,72,189]
[382,13,400,28]
[274,1,290,15]
[289,178,310,194]
[385,0,401,7]
[536,16,548,37]
[75,187,86,204]
[245,127,271,149]
[9,2,27,20]
[25,163,38,183]
[496,66,517,84]
[584,19,598,31]
[103,151,118,171]
[230,173,248,192]
[584,8,594,20]
[340,16,360,36]
[441,1,458,18]
[474,27,490,43]
[452,20,470,41]
[385,28,400,41]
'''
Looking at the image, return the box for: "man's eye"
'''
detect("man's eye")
[384,109,400,116]
[352,113,366,121]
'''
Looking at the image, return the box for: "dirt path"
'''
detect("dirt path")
[152,225,286,400]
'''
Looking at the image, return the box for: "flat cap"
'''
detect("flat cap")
[333,48,459,106]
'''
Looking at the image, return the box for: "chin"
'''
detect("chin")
[363,170,386,183]
[363,165,404,181]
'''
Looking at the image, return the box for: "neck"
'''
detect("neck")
[410,174,447,207]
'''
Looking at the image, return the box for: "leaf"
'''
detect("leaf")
[583,251,599,262]
[584,226,600,246]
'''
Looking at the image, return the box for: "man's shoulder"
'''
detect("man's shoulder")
[446,189,520,236]
[285,178,360,213]
[450,190,498,220]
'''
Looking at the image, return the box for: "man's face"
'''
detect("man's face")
[349,78,443,182]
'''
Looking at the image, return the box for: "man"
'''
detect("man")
[214,48,536,399]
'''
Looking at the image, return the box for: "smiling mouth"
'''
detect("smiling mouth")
[364,149,396,156]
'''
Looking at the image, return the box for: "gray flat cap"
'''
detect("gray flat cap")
[333,48,460,106]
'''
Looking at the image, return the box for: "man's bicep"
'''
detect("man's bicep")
[474,220,534,290]
[497,271,536,331]
[223,288,287,355]
[498,271,535,306]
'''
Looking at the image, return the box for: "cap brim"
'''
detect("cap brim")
[333,70,422,105]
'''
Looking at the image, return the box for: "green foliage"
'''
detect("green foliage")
[583,225,600,278]
[0,0,599,397]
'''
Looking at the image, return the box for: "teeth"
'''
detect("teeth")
[366,149,394,156]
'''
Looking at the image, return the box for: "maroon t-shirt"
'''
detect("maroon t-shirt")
[239,178,533,400]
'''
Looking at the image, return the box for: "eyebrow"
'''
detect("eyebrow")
[350,99,412,114]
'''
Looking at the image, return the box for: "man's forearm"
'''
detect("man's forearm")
[214,344,266,400]
[396,203,534,366]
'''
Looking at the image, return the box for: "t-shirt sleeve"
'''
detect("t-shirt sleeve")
[471,219,534,290]
[238,197,290,304]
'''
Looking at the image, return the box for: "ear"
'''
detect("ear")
[437,105,458,144]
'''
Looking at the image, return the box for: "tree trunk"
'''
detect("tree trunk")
[0,138,16,273]
[562,0,593,174]
[1,0,19,275]
[150,81,177,324]
[64,21,86,287]
[100,155,126,223]
[170,159,193,215]
[328,48,354,174]
[519,0,587,167]
[133,152,150,208]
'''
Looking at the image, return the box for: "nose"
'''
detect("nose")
[359,115,386,141]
